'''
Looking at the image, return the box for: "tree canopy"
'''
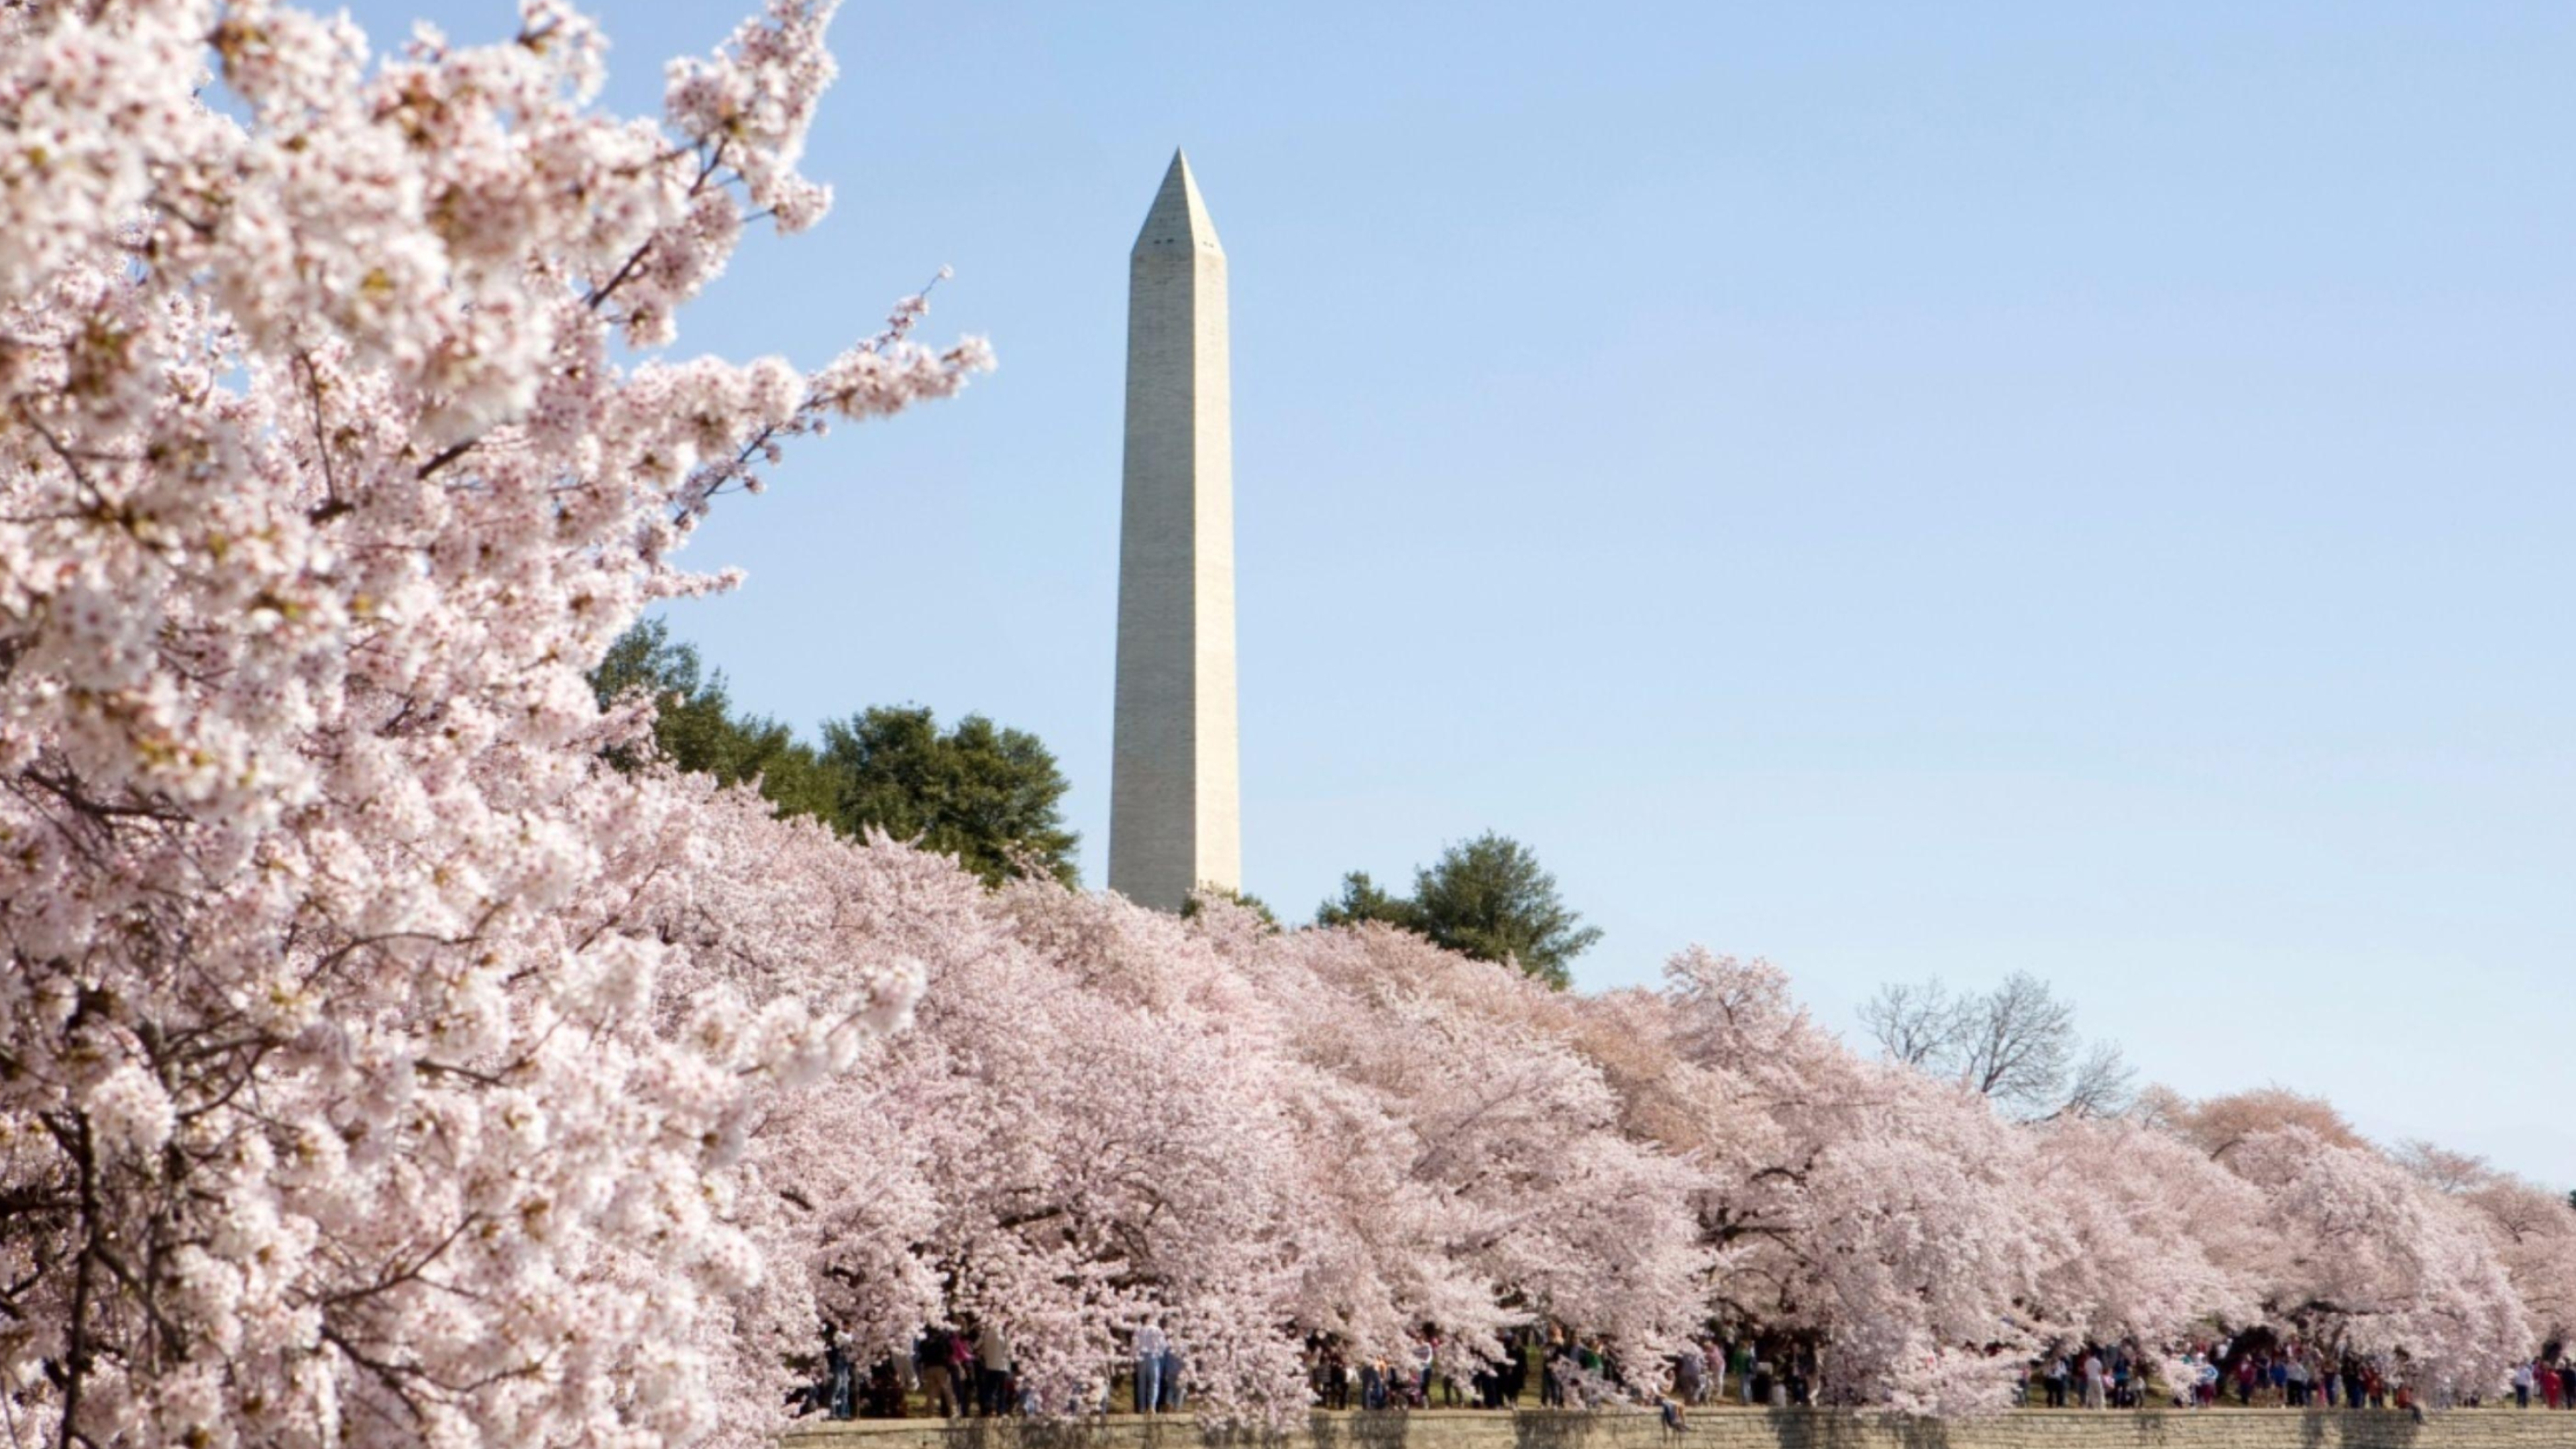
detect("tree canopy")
[0,0,992,1436]
[819,706,1078,887]
[1317,832,1601,988]
[590,619,843,822]
[592,621,1078,886]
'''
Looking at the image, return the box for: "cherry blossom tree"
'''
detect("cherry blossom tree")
[2171,1085,2367,1161]
[2217,1128,2530,1398]
[2025,1115,2262,1356]
[0,0,985,1443]
[2386,1145,2575,1358]
[1241,921,1714,1368]
[877,883,1313,1420]
[1640,951,2049,1413]
[2461,1175,2576,1346]
[1611,955,2542,1413]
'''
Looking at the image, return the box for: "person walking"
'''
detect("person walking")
[975,1322,1013,1416]
[949,1330,979,1416]
[918,1328,961,1418]
[1132,1322,1168,1414]
[826,1324,855,1421]
[1674,1345,1703,1406]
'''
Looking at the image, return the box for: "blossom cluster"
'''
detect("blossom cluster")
[0,1,981,1445]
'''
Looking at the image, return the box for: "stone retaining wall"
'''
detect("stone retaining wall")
[780,1410,2576,1449]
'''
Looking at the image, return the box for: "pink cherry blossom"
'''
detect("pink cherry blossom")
[0,0,981,1443]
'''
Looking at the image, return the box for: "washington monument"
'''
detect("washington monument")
[1109,152,1240,912]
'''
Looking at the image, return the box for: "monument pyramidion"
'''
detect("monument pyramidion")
[1109,152,1241,912]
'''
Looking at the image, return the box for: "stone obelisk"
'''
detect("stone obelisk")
[1109,151,1240,912]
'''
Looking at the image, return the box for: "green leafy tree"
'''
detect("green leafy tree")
[1316,870,1411,930]
[590,624,1078,886]
[1409,833,1602,989]
[1316,833,1601,989]
[818,706,1079,888]
[588,619,839,821]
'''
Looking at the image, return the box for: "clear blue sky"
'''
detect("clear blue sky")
[358,1,2573,1182]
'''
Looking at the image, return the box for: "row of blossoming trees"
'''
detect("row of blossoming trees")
[1,1,2569,1446]
[798,887,2571,1425]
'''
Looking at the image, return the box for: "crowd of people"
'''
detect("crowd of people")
[788,1324,1852,1422]
[1291,1326,1809,1413]
[2509,1356,2576,1410]
[797,1323,2576,1423]
[2025,1338,2576,1415]
[811,1322,1029,1422]
[2035,1339,2392,1411]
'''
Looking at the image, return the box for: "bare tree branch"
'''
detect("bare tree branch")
[1864,971,2130,1122]
[2054,1040,2136,1121]
[1858,979,1966,1067]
